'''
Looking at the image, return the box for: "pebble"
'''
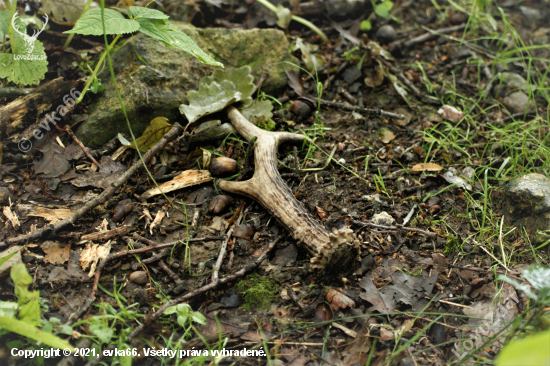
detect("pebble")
[502,91,535,114]
[376,25,397,44]
[130,271,148,285]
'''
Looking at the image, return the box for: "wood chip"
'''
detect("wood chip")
[27,207,72,223]
[141,170,212,199]
[150,211,165,235]
[2,206,20,229]
[80,241,111,277]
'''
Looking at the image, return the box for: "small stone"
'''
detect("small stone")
[519,6,545,21]
[342,66,362,84]
[504,173,550,240]
[500,72,528,91]
[130,271,148,285]
[376,25,397,44]
[502,91,535,114]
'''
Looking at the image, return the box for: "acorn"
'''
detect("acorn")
[290,100,312,118]
[209,157,237,177]
[208,195,233,215]
[112,199,134,223]
[233,224,254,239]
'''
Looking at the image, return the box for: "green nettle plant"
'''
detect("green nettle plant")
[0,3,222,89]
[64,5,223,103]
[0,2,49,85]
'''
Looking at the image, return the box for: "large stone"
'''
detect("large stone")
[76,23,292,148]
[502,91,536,114]
[504,173,550,241]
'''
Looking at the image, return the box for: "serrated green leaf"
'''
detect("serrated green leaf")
[203,66,255,108]
[0,10,11,40]
[64,8,140,36]
[240,99,273,125]
[180,80,241,123]
[0,316,75,351]
[11,264,41,325]
[155,21,223,67]
[129,6,169,20]
[89,317,113,344]
[136,18,171,44]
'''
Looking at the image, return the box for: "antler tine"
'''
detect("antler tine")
[218,106,356,278]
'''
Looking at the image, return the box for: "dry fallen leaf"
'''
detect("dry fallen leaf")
[150,210,165,235]
[316,206,328,220]
[141,170,212,199]
[326,289,356,310]
[43,242,71,265]
[377,128,395,144]
[2,206,20,229]
[130,117,173,152]
[411,163,443,173]
[27,207,72,223]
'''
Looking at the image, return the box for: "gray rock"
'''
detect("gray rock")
[502,91,535,114]
[76,23,293,148]
[504,174,550,241]
[500,72,528,91]
[376,25,397,44]
[519,6,545,21]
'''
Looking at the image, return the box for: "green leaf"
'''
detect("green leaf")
[0,248,20,267]
[89,317,113,344]
[240,99,274,125]
[374,1,394,18]
[136,18,171,44]
[190,311,207,325]
[496,330,550,366]
[275,4,292,29]
[0,316,75,351]
[203,66,255,108]
[0,10,11,40]
[180,80,241,123]
[11,264,40,325]
[64,8,140,36]
[360,19,372,31]
[154,21,223,67]
[129,6,169,20]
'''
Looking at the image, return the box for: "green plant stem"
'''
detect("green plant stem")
[75,34,121,104]
[255,0,328,42]
[63,0,94,50]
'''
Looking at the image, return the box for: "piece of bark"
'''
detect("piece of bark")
[0,77,85,144]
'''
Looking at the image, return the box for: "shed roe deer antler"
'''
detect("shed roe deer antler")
[219,106,356,277]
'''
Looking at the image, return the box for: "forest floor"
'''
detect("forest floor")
[1,0,550,365]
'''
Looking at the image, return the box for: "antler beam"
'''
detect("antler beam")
[218,106,356,278]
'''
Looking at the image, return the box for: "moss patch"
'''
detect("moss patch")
[235,273,278,311]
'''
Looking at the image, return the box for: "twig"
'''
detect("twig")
[352,218,438,238]
[212,202,246,282]
[477,242,507,270]
[499,216,508,270]
[0,123,184,249]
[252,73,268,94]
[389,23,466,50]
[64,125,102,168]
[439,299,471,309]
[301,96,405,119]
[402,204,417,227]
[84,238,280,366]
[158,260,183,285]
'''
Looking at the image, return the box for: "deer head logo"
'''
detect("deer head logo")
[11,11,49,54]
